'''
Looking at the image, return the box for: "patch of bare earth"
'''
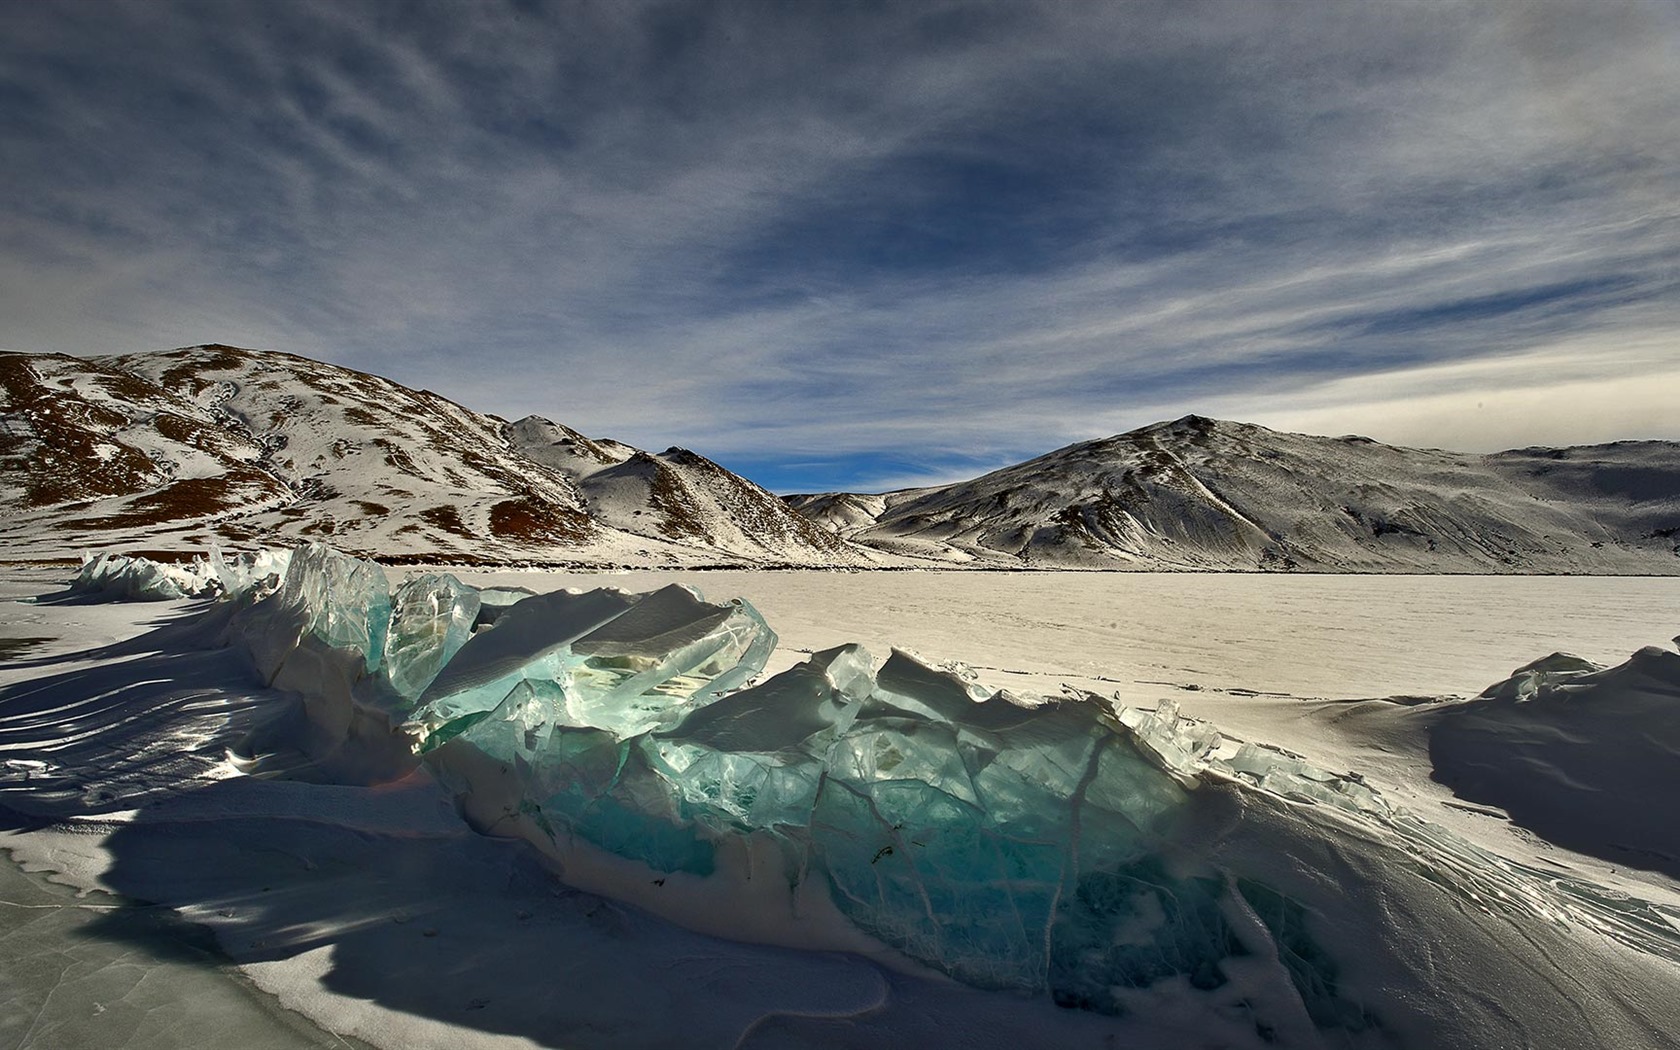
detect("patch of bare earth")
[489,495,592,546]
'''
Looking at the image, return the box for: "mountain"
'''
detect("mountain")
[786,415,1680,572]
[506,415,855,563]
[9,347,1676,573]
[0,344,870,566]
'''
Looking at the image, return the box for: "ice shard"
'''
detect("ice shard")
[381,573,481,705]
[205,544,291,601]
[68,552,200,601]
[271,542,392,674]
[408,582,777,748]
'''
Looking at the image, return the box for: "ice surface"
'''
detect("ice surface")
[47,545,1680,1039]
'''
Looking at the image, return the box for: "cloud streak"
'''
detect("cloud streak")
[3,0,1678,491]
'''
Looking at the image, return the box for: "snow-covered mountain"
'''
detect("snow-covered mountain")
[506,415,854,563]
[787,415,1680,572]
[9,348,1676,573]
[0,344,869,566]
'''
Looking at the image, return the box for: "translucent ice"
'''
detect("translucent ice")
[381,573,481,705]
[205,544,291,601]
[68,552,203,601]
[408,583,777,747]
[66,547,294,603]
[272,542,392,674]
[440,639,1217,999]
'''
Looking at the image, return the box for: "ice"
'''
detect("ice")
[47,544,1680,1035]
[205,543,291,601]
[434,636,1250,1000]
[65,547,294,603]
[381,572,480,705]
[408,583,776,747]
[271,542,391,674]
[1476,650,1605,701]
[472,584,538,628]
[67,551,206,601]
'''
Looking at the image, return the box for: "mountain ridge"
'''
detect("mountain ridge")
[4,345,1676,572]
[0,344,875,567]
[785,414,1680,573]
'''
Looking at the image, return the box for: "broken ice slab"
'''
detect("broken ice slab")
[65,547,295,605]
[562,583,777,734]
[272,542,392,674]
[473,585,538,629]
[663,643,875,754]
[444,638,1212,999]
[68,551,202,601]
[206,544,291,601]
[1116,697,1221,783]
[381,572,481,704]
[409,583,777,746]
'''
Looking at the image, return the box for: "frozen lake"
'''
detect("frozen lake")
[449,569,1680,704]
[4,564,1680,1050]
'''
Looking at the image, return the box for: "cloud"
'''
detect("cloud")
[2,0,1678,492]
[1194,332,1680,453]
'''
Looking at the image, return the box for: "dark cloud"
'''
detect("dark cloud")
[2,0,1678,491]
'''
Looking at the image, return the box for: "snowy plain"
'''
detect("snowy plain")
[3,562,1680,1049]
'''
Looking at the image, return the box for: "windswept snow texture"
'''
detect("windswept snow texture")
[152,544,1680,1047]
[789,415,1680,571]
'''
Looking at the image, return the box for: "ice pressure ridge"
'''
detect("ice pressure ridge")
[85,544,1680,1031]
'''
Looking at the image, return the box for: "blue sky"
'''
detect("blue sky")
[4,0,1679,493]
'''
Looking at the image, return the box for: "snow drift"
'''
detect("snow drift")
[1428,642,1680,879]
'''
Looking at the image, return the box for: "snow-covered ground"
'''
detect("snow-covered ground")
[4,561,1679,1049]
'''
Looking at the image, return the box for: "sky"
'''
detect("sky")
[3,0,1679,493]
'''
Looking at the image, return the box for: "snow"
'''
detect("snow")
[1426,643,1680,879]
[803,416,1680,572]
[9,346,1679,575]
[4,553,1680,1049]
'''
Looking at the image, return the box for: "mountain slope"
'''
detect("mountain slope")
[0,345,869,566]
[507,415,856,563]
[788,416,1680,572]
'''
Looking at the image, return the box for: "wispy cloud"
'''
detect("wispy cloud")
[3,0,1678,492]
